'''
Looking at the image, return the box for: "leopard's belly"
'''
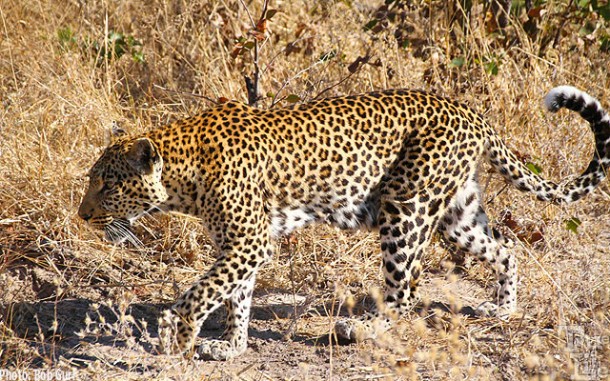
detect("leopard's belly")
[268,190,380,238]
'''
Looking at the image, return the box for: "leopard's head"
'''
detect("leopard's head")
[78,137,167,245]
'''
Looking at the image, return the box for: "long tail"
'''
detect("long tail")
[485,86,610,203]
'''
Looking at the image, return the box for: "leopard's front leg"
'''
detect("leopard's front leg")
[158,261,228,357]
[195,275,256,360]
[159,235,272,360]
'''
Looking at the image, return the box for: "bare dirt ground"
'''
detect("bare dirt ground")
[1,1,610,380]
[0,267,498,380]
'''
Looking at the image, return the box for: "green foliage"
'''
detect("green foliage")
[57,27,77,51]
[230,8,277,58]
[56,27,145,64]
[363,19,379,32]
[530,0,610,53]
[266,9,278,19]
[601,34,610,51]
[96,31,144,63]
[574,0,610,52]
[526,162,543,175]
[577,0,610,21]
[483,58,499,76]
[449,57,466,68]
[285,94,301,103]
[361,0,410,48]
[474,54,502,76]
[565,217,582,234]
[319,50,337,62]
[361,0,610,78]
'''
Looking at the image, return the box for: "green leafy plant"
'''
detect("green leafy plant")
[89,31,144,64]
[565,217,582,234]
[319,50,337,62]
[526,162,543,175]
[449,57,466,69]
[56,27,145,64]
[57,26,77,51]
[285,94,301,103]
[105,31,144,63]
[475,54,502,76]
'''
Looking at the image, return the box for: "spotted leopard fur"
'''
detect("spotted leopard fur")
[78,86,610,360]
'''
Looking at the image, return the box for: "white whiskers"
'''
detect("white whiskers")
[104,218,143,247]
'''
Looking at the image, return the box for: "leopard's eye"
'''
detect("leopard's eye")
[101,180,117,192]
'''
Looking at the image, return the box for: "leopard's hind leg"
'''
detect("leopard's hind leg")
[336,128,475,340]
[438,175,517,317]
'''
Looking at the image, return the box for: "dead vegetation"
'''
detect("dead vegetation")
[1,0,609,380]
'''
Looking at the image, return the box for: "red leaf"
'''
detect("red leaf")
[527,7,546,18]
[255,19,267,34]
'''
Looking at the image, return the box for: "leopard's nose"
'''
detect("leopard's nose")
[78,203,93,221]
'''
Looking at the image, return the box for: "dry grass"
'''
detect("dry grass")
[1,0,609,380]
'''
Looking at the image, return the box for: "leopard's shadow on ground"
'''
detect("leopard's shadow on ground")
[1,292,480,369]
[0,295,333,368]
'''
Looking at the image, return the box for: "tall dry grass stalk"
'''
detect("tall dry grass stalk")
[1,0,609,379]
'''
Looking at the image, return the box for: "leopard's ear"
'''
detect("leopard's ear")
[125,138,161,175]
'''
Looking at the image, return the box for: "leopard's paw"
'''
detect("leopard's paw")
[195,339,246,361]
[158,308,196,355]
[475,301,514,319]
[335,312,391,342]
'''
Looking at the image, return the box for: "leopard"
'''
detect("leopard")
[78,86,610,360]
